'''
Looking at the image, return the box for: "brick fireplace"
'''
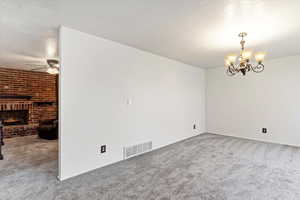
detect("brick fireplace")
[0,68,58,138]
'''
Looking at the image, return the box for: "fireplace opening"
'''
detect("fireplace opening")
[0,110,29,126]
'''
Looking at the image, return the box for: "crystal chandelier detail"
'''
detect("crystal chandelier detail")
[225,32,266,76]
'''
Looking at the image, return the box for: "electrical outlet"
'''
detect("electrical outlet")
[262,128,267,134]
[100,145,106,153]
[193,124,196,130]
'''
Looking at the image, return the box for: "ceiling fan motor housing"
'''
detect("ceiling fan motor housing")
[47,59,59,67]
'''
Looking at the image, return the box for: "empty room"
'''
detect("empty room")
[0,0,300,200]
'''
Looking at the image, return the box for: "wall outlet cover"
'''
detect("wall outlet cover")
[262,128,267,134]
[100,145,106,153]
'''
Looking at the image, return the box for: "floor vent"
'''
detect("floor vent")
[123,141,152,159]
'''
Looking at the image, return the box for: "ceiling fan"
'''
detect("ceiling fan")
[28,59,59,74]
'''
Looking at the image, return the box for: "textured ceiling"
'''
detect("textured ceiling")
[1,0,300,70]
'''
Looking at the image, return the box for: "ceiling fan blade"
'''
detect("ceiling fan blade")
[0,65,31,71]
[25,63,47,67]
[31,67,48,71]
[0,65,18,68]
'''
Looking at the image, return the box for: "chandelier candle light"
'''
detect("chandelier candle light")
[225,32,266,76]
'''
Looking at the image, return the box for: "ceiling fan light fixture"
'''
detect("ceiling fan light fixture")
[46,67,59,75]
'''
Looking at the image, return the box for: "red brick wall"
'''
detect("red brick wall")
[0,67,58,138]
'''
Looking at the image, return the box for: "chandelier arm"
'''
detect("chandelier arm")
[251,63,265,73]
[226,68,235,76]
[227,65,237,76]
[247,63,252,72]
[231,64,239,72]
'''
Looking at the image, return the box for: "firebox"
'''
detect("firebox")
[0,110,29,126]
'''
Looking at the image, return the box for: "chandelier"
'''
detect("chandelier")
[225,32,266,76]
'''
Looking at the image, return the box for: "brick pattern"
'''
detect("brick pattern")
[0,67,58,138]
[3,125,38,138]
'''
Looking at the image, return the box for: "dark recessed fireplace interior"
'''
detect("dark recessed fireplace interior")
[0,110,29,126]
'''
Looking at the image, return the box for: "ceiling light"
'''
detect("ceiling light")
[46,67,59,75]
[254,52,266,63]
[225,32,266,76]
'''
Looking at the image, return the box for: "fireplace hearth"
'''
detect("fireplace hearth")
[0,101,36,138]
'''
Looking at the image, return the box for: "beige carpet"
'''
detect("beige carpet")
[1,133,300,200]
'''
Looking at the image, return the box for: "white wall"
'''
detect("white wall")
[59,27,205,180]
[206,55,300,147]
